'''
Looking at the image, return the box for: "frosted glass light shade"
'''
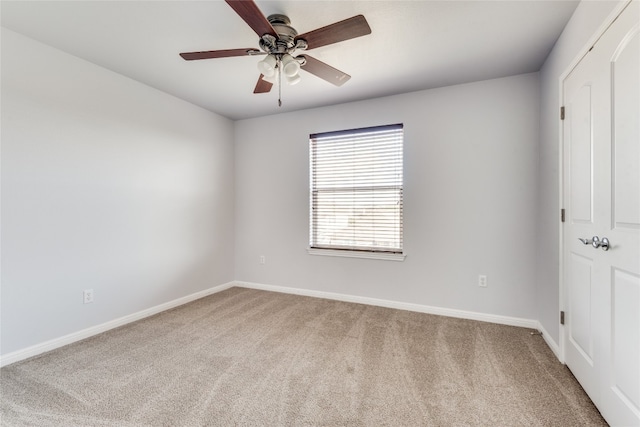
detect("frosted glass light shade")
[257,55,277,77]
[286,74,301,85]
[281,54,300,77]
[261,72,277,84]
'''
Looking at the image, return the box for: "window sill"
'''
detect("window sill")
[307,248,406,261]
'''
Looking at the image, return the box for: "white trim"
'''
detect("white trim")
[537,321,562,362]
[235,281,538,329]
[557,0,631,364]
[1,280,551,368]
[558,0,632,83]
[307,247,406,261]
[0,281,235,368]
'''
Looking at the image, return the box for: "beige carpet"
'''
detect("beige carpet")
[1,287,606,426]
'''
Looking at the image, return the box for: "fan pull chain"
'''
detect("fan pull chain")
[278,59,282,107]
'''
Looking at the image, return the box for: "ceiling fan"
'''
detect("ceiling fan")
[180,0,372,106]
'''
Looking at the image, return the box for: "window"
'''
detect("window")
[309,124,404,259]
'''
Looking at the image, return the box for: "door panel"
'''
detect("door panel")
[611,268,640,415]
[569,253,594,362]
[601,7,640,424]
[612,29,640,229]
[563,2,639,425]
[563,41,600,403]
[569,84,594,224]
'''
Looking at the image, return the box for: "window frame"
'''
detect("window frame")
[308,124,405,261]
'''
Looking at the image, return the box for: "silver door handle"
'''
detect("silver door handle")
[590,236,610,251]
[579,236,610,251]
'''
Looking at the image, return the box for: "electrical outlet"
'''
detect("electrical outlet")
[83,289,94,304]
[259,255,265,265]
[478,275,487,288]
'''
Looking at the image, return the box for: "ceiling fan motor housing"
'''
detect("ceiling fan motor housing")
[261,14,301,53]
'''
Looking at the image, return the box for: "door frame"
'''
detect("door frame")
[558,0,633,364]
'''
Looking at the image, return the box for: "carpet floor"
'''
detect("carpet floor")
[1,287,606,426]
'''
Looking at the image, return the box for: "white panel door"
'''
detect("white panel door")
[563,34,600,404]
[563,2,640,426]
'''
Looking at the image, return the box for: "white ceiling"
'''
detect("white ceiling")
[1,1,578,120]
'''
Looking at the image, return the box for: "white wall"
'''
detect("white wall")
[235,73,540,320]
[536,0,625,348]
[5,0,623,360]
[1,29,235,355]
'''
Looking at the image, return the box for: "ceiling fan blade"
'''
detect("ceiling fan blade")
[225,0,278,38]
[300,55,351,86]
[295,15,371,50]
[180,48,263,61]
[253,74,273,94]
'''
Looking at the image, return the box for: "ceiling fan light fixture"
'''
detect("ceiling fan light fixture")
[261,72,277,84]
[180,4,372,108]
[286,73,301,86]
[257,54,277,77]
[281,54,301,77]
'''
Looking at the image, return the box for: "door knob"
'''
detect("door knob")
[578,236,610,251]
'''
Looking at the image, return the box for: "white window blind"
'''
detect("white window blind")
[309,124,403,254]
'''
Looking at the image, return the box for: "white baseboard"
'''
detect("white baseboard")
[1,281,555,368]
[537,321,562,362]
[0,281,235,368]
[235,281,539,330]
